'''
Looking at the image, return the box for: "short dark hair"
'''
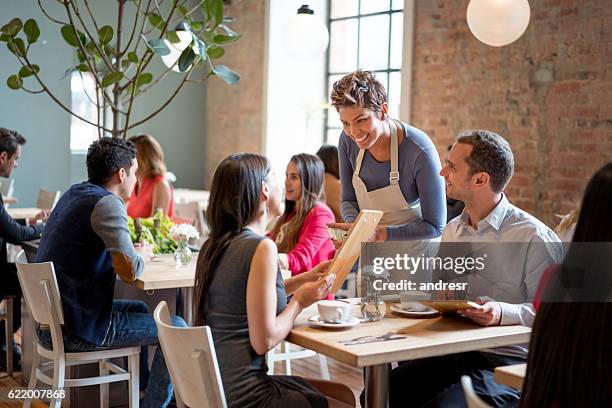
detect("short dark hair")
[316,144,339,179]
[331,71,387,113]
[86,138,136,185]
[456,129,514,193]
[0,127,26,157]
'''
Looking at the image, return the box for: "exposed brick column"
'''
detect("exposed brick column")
[411,0,612,227]
[205,0,268,187]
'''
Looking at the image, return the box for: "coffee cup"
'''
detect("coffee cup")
[399,290,431,312]
[317,300,352,323]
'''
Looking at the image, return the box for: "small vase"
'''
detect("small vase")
[361,297,386,322]
[174,240,192,266]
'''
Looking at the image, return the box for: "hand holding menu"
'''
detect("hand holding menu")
[329,210,384,293]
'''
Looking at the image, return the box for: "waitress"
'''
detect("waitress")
[330,71,446,243]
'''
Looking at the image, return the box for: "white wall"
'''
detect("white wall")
[265,0,328,179]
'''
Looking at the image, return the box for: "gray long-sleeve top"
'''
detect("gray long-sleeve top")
[338,121,446,241]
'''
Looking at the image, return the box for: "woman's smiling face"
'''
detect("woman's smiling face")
[337,104,387,150]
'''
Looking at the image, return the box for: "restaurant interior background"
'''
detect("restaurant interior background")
[0,0,610,229]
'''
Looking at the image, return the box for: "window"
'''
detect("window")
[70,72,100,152]
[324,0,405,145]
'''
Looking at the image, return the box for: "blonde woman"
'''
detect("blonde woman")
[269,154,336,277]
[127,134,174,218]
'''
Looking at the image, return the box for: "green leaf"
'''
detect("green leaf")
[18,64,40,78]
[98,25,113,45]
[147,13,166,31]
[146,38,170,56]
[121,59,131,69]
[1,18,23,37]
[7,38,26,57]
[61,25,80,47]
[213,33,241,45]
[166,31,181,44]
[204,0,224,27]
[212,64,239,84]
[178,5,189,17]
[76,63,90,72]
[104,45,115,57]
[128,51,139,63]
[77,49,87,63]
[191,21,203,32]
[178,47,196,72]
[136,72,153,88]
[23,19,40,43]
[0,33,10,42]
[7,74,22,90]
[207,46,224,59]
[101,71,123,87]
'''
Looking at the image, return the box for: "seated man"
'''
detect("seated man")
[387,130,562,407]
[0,127,47,371]
[36,138,185,408]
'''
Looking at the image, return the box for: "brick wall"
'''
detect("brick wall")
[411,0,612,227]
[205,0,267,186]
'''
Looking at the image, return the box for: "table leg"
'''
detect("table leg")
[365,363,390,408]
[176,287,194,326]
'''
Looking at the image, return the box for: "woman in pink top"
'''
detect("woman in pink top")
[269,154,335,277]
[127,134,174,218]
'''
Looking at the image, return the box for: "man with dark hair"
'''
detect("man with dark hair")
[36,137,185,407]
[0,127,47,372]
[385,130,562,407]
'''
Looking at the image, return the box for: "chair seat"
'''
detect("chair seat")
[37,343,140,361]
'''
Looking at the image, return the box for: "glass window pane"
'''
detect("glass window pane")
[70,72,99,152]
[358,14,390,71]
[360,0,390,14]
[326,128,342,146]
[329,19,358,73]
[327,74,344,128]
[390,12,403,69]
[331,0,359,19]
[388,71,402,120]
[373,72,389,98]
[392,0,404,10]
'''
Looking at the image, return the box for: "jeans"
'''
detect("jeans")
[38,299,187,408]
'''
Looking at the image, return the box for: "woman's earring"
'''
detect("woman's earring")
[266,204,270,214]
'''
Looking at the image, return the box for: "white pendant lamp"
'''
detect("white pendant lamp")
[467,0,531,47]
[161,30,194,72]
[282,4,329,60]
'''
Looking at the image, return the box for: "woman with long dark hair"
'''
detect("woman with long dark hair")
[193,153,355,408]
[269,153,335,277]
[521,162,612,407]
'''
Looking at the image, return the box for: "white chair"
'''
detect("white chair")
[461,375,493,408]
[266,341,330,380]
[15,251,140,408]
[154,301,227,408]
[36,188,60,210]
[0,295,14,376]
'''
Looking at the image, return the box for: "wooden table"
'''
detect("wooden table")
[3,195,17,205]
[494,363,526,389]
[134,254,197,324]
[7,207,43,221]
[287,302,531,408]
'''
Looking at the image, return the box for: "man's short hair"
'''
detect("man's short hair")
[0,128,26,157]
[86,138,136,185]
[456,129,514,193]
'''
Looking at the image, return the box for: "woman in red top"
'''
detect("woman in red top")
[523,162,612,407]
[269,154,335,277]
[127,134,174,218]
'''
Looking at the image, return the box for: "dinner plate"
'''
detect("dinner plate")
[390,304,439,318]
[308,315,360,329]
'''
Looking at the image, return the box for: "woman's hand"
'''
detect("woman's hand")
[300,260,333,283]
[293,274,335,309]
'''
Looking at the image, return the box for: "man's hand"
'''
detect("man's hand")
[459,300,501,326]
[29,210,50,226]
[134,241,154,262]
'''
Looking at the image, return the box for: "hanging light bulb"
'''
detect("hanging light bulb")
[282,5,329,60]
[466,0,531,47]
[161,30,193,72]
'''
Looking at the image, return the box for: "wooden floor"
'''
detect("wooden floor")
[1,353,363,407]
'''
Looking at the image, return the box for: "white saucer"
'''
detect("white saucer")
[390,304,439,318]
[308,315,360,329]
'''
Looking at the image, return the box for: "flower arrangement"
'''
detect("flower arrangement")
[128,214,177,255]
[169,223,200,242]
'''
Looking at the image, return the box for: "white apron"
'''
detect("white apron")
[352,120,438,289]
